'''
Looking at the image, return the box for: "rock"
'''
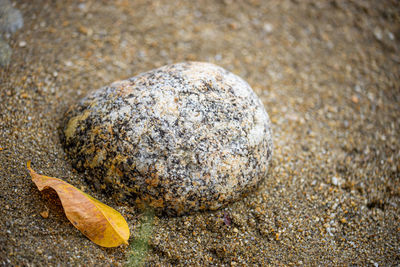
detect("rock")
[62,62,273,216]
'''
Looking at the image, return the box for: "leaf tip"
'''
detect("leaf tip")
[27,160,32,171]
[27,160,36,177]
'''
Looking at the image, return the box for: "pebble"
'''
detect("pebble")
[0,0,24,34]
[373,27,382,41]
[62,62,273,215]
[18,40,26,47]
[0,38,11,66]
[0,0,24,67]
[263,23,274,33]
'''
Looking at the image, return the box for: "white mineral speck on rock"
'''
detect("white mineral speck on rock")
[63,62,273,216]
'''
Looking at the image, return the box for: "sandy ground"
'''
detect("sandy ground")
[1,0,400,266]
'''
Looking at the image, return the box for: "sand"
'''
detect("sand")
[1,0,399,266]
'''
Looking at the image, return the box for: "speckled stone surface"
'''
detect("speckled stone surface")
[62,62,272,216]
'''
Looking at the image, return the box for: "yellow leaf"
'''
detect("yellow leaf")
[27,161,130,247]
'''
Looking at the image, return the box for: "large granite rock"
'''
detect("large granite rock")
[62,62,273,215]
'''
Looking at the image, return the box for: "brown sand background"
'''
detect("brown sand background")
[1,0,400,266]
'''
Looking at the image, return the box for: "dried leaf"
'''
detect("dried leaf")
[27,161,130,247]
